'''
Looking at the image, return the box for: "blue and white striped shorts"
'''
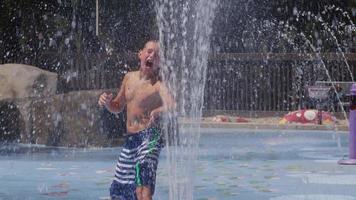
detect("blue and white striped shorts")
[110,127,164,200]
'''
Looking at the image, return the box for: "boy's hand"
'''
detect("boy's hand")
[98,92,113,108]
[148,109,161,126]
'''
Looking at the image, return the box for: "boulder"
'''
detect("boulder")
[42,90,125,147]
[0,64,125,146]
[0,63,57,100]
[11,90,125,147]
[0,64,57,143]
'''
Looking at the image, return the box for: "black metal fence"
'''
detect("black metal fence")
[2,52,355,112]
[204,54,356,112]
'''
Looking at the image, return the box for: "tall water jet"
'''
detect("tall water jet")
[155,0,217,199]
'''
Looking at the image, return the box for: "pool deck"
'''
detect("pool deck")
[181,117,349,132]
[199,121,348,132]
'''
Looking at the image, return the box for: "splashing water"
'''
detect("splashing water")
[155,0,217,199]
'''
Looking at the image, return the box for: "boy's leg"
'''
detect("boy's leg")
[142,186,152,200]
[136,187,142,200]
[136,186,152,200]
[135,161,155,200]
[110,180,137,200]
[135,127,162,200]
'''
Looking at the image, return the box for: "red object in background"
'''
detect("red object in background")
[211,115,230,122]
[279,109,336,125]
[235,117,249,123]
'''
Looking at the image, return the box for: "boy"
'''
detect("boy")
[98,40,175,200]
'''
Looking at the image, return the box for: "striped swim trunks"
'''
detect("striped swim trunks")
[110,127,164,200]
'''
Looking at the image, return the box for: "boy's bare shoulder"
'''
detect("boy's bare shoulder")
[124,71,136,77]
[124,71,139,80]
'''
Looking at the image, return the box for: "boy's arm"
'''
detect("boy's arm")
[150,83,176,119]
[105,74,128,113]
[160,83,176,112]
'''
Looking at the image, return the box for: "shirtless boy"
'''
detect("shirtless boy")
[98,41,175,200]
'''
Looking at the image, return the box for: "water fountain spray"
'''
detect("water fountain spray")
[338,84,356,165]
[155,0,217,199]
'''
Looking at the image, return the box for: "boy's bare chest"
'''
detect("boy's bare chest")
[125,80,159,102]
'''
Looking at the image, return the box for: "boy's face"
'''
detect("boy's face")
[139,41,160,74]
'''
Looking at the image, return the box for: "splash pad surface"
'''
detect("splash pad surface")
[1,128,355,200]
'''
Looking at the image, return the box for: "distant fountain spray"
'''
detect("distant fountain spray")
[338,84,356,165]
[155,0,217,199]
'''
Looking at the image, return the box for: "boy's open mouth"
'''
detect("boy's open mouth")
[146,60,153,68]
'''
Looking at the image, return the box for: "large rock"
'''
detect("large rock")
[0,63,57,100]
[0,64,124,146]
[25,90,126,147]
[2,89,125,147]
[0,64,57,143]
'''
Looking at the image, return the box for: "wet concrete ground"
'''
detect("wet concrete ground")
[1,128,355,200]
